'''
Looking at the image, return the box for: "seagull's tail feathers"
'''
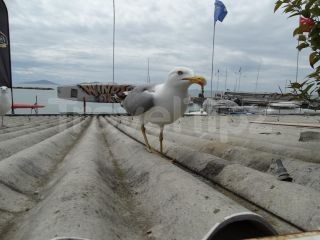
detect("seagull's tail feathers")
[112,91,128,106]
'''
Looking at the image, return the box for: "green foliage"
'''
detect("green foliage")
[275,0,320,103]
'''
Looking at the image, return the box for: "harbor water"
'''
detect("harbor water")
[10,84,126,114]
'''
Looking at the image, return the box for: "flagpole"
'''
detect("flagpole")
[8,24,14,114]
[295,39,300,82]
[10,87,14,114]
[216,69,220,95]
[8,17,14,114]
[295,17,301,83]
[210,22,217,98]
[112,0,115,113]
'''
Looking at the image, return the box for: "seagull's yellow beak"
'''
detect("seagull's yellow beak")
[183,76,207,86]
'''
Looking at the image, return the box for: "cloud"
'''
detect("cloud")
[5,0,313,92]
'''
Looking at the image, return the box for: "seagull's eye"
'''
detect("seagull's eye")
[177,71,183,75]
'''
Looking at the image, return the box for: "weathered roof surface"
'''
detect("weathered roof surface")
[0,115,319,240]
[249,231,320,239]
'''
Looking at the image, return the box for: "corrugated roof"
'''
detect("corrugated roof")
[0,115,319,240]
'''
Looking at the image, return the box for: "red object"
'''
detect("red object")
[300,16,315,32]
[12,103,45,109]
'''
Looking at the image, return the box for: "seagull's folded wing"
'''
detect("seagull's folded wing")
[123,84,156,116]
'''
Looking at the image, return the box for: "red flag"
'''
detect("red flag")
[299,16,315,32]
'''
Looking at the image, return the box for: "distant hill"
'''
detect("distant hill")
[21,80,58,85]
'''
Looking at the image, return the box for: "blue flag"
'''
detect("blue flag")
[214,0,228,23]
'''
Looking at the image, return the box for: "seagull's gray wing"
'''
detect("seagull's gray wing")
[123,84,156,116]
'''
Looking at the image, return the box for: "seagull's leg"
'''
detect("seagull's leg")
[159,125,164,154]
[0,116,6,128]
[141,124,152,152]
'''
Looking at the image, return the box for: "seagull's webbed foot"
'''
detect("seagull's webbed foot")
[145,146,153,153]
[141,124,152,152]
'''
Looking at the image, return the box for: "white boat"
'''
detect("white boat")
[269,101,301,109]
[185,108,208,116]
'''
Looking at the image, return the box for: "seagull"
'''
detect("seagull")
[0,86,11,127]
[123,67,206,153]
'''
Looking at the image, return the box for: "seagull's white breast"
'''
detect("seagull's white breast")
[142,83,188,125]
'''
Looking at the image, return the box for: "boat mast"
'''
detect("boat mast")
[255,61,261,93]
[147,58,151,84]
[225,68,227,92]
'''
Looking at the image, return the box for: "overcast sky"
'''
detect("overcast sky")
[6,0,313,92]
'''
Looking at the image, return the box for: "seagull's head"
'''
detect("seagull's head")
[166,67,206,88]
[0,86,8,94]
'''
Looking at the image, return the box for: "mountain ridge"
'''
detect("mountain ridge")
[21,80,58,85]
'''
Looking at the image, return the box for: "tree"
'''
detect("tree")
[274,0,320,103]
